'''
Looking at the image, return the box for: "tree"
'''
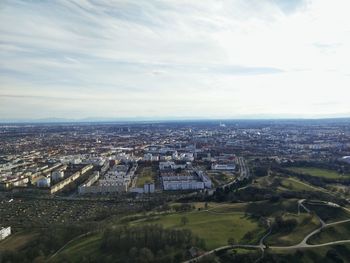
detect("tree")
[227,237,236,246]
[181,216,189,226]
[138,248,154,263]
[254,166,268,177]
[129,247,138,260]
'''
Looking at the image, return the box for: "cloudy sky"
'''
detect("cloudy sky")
[1,0,350,120]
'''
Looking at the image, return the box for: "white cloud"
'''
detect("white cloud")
[0,0,350,119]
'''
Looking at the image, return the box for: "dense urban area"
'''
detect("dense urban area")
[1,119,350,263]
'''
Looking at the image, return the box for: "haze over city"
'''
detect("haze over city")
[1,0,350,121]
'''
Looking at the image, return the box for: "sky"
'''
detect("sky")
[1,0,350,121]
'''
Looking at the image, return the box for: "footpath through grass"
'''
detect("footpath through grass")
[279,177,318,192]
[131,209,265,250]
[309,221,350,245]
[51,233,103,262]
[266,214,321,246]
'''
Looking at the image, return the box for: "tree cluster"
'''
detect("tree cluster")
[100,224,206,263]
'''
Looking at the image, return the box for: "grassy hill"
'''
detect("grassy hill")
[309,221,350,245]
[287,167,350,180]
[266,214,320,246]
[130,208,266,249]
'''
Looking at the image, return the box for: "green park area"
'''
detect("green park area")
[0,231,38,252]
[131,208,265,250]
[253,173,321,194]
[268,244,350,263]
[50,233,103,263]
[136,166,156,187]
[304,202,350,223]
[287,167,350,180]
[309,221,350,245]
[25,199,350,262]
[266,213,321,246]
[279,177,318,192]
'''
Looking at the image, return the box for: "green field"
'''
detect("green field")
[266,214,320,246]
[51,206,266,259]
[136,166,156,187]
[309,221,350,245]
[287,167,350,179]
[245,199,299,217]
[279,177,318,192]
[50,233,102,262]
[268,244,350,263]
[131,210,266,249]
[304,203,350,223]
[51,233,102,262]
[253,174,320,194]
[0,231,38,251]
[210,202,249,213]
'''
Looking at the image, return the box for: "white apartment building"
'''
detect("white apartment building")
[211,164,236,171]
[0,226,11,240]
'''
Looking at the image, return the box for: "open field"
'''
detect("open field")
[51,202,267,259]
[304,202,350,223]
[253,174,323,194]
[0,231,38,251]
[40,199,350,262]
[135,166,156,187]
[268,244,350,263]
[279,177,318,192]
[266,214,320,246]
[245,199,299,217]
[309,221,350,245]
[210,202,249,213]
[51,233,103,263]
[131,210,266,250]
[287,167,350,180]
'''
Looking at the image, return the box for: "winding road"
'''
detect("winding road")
[183,199,350,263]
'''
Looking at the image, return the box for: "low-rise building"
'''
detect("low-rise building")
[36,177,51,188]
[0,226,11,240]
[211,163,236,171]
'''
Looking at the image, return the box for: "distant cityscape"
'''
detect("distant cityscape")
[1,119,350,262]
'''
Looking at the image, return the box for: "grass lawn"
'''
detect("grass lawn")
[287,167,350,180]
[304,203,350,223]
[309,221,350,245]
[136,166,156,187]
[209,202,251,214]
[266,214,321,246]
[131,210,265,250]
[0,231,38,251]
[245,199,299,218]
[279,177,318,192]
[171,202,217,210]
[268,244,350,263]
[51,233,103,262]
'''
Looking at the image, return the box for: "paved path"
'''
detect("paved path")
[183,199,350,262]
[49,232,94,261]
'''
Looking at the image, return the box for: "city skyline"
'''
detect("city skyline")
[1,0,350,120]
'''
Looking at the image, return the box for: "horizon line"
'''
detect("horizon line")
[1,116,350,124]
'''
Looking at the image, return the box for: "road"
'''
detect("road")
[237,156,250,181]
[217,156,250,191]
